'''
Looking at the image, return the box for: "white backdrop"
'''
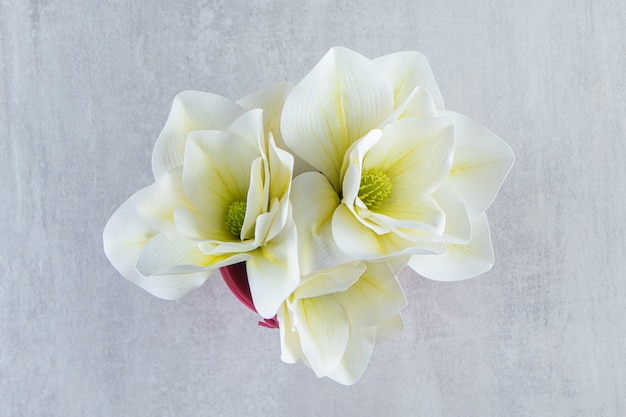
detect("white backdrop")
[2,1,625,416]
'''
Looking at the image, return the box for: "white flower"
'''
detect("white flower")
[102,47,516,386]
[103,85,299,318]
[282,47,514,280]
[277,261,407,385]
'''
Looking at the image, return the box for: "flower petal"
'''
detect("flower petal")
[340,129,383,208]
[103,190,158,283]
[139,235,253,276]
[345,118,455,237]
[294,262,366,300]
[384,256,410,275]
[135,167,194,238]
[281,46,394,190]
[291,172,353,275]
[364,117,455,197]
[381,87,439,127]
[258,135,294,243]
[173,205,231,243]
[245,218,300,318]
[332,204,445,259]
[327,325,376,385]
[249,196,281,248]
[295,294,350,377]
[131,272,213,300]
[432,184,472,244]
[362,201,445,237]
[408,213,494,281]
[442,111,515,218]
[241,157,265,240]
[373,51,444,110]
[181,130,260,239]
[375,313,405,344]
[267,134,294,204]
[102,192,215,300]
[225,108,265,151]
[152,91,245,179]
[340,129,447,237]
[277,304,305,364]
[237,81,293,147]
[136,233,224,276]
[332,262,407,327]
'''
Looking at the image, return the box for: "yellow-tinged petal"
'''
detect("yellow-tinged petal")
[182,130,258,234]
[408,213,494,281]
[291,172,353,275]
[277,259,408,384]
[431,184,472,244]
[135,167,194,239]
[245,218,300,319]
[394,86,439,119]
[375,313,405,344]
[326,325,376,385]
[173,205,232,242]
[136,233,250,276]
[362,198,446,237]
[240,157,265,241]
[442,111,515,218]
[295,294,350,377]
[381,87,439,127]
[103,190,158,284]
[331,262,407,327]
[384,256,410,275]
[364,117,455,196]
[267,134,294,204]
[294,262,365,300]
[340,129,382,207]
[373,51,444,111]
[238,80,315,177]
[103,192,214,300]
[277,304,305,364]
[226,108,266,151]
[332,204,445,259]
[128,272,212,301]
[251,196,282,248]
[152,91,246,179]
[237,81,293,147]
[258,135,294,243]
[281,46,394,190]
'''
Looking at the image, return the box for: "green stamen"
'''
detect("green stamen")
[358,170,392,210]
[225,200,247,238]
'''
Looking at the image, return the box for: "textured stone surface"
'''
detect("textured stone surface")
[1,1,625,416]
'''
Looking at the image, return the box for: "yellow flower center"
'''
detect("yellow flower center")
[358,169,391,210]
[225,200,247,238]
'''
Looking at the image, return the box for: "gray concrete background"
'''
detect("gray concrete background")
[1,1,625,416]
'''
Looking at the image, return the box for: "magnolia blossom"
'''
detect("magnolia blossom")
[103,46,514,386]
[103,86,299,318]
[282,47,514,280]
[277,261,406,385]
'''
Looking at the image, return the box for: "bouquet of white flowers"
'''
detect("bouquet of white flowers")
[103,47,514,384]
